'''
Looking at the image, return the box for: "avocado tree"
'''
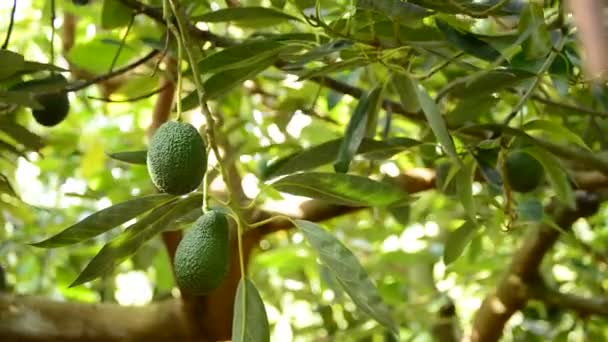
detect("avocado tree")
[1,0,608,341]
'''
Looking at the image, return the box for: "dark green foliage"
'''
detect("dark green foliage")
[505,150,544,193]
[147,121,207,195]
[174,210,230,295]
[435,160,457,196]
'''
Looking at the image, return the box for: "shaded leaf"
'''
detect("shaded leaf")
[412,80,460,164]
[70,194,203,287]
[32,194,175,248]
[435,19,501,62]
[0,50,25,80]
[447,69,534,99]
[295,220,397,335]
[456,155,476,221]
[107,150,147,165]
[443,220,478,265]
[270,172,408,207]
[232,278,270,342]
[516,197,544,222]
[356,0,430,24]
[0,173,18,198]
[284,39,353,69]
[0,120,44,151]
[193,7,302,24]
[519,3,551,60]
[334,84,384,173]
[392,73,420,113]
[263,137,421,180]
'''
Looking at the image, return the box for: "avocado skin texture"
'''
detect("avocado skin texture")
[505,151,544,193]
[11,75,70,126]
[147,121,207,195]
[174,210,229,295]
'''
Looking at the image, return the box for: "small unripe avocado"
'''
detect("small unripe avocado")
[174,210,229,295]
[504,150,544,193]
[147,121,207,195]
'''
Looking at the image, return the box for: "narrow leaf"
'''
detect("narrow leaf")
[232,278,270,342]
[435,19,501,61]
[392,73,421,113]
[70,194,203,287]
[271,172,408,207]
[516,197,544,222]
[443,220,478,265]
[519,3,551,60]
[107,150,147,165]
[334,85,384,173]
[456,156,476,221]
[263,137,421,180]
[32,194,175,247]
[197,40,286,75]
[523,147,575,209]
[193,7,302,24]
[412,80,460,164]
[295,220,397,335]
[522,119,590,151]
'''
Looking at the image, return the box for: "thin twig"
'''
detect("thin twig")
[109,15,135,72]
[65,50,159,92]
[1,0,17,50]
[86,83,170,103]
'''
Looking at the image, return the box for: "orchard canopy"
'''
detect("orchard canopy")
[1,0,608,341]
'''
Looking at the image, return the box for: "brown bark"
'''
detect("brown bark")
[0,294,191,342]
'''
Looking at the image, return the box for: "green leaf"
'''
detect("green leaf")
[456,155,476,221]
[263,137,420,180]
[519,3,551,60]
[516,197,544,222]
[356,0,430,24]
[284,39,354,69]
[182,59,275,107]
[443,220,478,265]
[0,120,44,151]
[0,91,41,109]
[523,147,575,209]
[32,194,175,248]
[295,220,397,335]
[0,50,25,80]
[232,278,270,342]
[193,7,302,24]
[447,69,535,99]
[412,80,460,164]
[270,172,408,207]
[334,84,384,173]
[106,150,147,165]
[435,19,501,62]
[101,0,133,29]
[392,73,421,113]
[296,57,370,81]
[522,119,590,151]
[197,40,288,75]
[70,194,203,287]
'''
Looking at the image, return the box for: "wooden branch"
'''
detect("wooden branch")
[0,294,191,342]
[467,191,601,342]
[529,281,608,317]
[568,0,608,81]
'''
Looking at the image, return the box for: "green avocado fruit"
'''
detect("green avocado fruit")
[147,121,207,195]
[11,74,70,127]
[174,210,230,295]
[504,150,544,193]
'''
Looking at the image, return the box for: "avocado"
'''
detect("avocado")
[504,150,544,193]
[11,74,70,127]
[146,121,207,195]
[173,210,230,295]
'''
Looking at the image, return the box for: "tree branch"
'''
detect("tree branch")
[467,191,601,342]
[529,281,608,317]
[0,294,191,342]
